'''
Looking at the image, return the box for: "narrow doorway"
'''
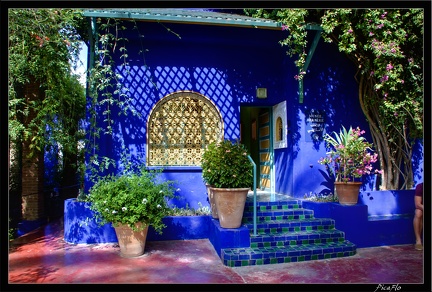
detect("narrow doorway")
[240,107,274,194]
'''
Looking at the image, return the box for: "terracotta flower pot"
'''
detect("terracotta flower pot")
[211,187,249,228]
[114,222,149,257]
[335,182,362,205]
[206,184,218,219]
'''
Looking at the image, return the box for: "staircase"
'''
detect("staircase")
[220,197,357,267]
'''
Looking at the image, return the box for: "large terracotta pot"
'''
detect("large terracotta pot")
[335,182,362,205]
[206,184,218,219]
[211,187,249,228]
[113,222,149,258]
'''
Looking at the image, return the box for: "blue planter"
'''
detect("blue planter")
[64,198,117,244]
[147,215,211,241]
[64,198,211,244]
[359,190,415,217]
[300,190,416,248]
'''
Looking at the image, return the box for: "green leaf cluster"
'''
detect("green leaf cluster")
[84,167,176,233]
[319,126,379,182]
[201,140,253,189]
[246,8,423,189]
[8,9,87,188]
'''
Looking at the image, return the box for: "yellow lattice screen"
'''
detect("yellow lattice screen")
[148,91,223,166]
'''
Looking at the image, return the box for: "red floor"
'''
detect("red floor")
[7,217,428,288]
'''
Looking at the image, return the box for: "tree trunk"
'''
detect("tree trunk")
[358,74,414,190]
[21,78,45,220]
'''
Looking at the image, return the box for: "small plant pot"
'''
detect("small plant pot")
[335,182,362,205]
[114,222,149,258]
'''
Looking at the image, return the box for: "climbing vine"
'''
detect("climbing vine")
[84,17,180,185]
[245,8,424,190]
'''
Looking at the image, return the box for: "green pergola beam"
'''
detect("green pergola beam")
[299,28,322,103]
[83,9,281,30]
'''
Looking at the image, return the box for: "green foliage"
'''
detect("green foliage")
[9,218,17,241]
[201,140,253,189]
[246,8,423,189]
[84,17,182,193]
[8,9,87,190]
[84,167,176,233]
[319,126,380,182]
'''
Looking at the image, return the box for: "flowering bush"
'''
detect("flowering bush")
[201,140,253,188]
[84,167,175,233]
[318,126,380,183]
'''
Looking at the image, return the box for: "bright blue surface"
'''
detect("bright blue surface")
[208,219,250,257]
[63,199,117,244]
[78,17,423,248]
[64,199,211,244]
[147,215,211,241]
[302,190,416,248]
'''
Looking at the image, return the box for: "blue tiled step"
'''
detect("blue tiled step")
[221,240,357,267]
[250,229,346,248]
[244,200,303,211]
[242,208,315,223]
[245,218,335,234]
[218,198,357,267]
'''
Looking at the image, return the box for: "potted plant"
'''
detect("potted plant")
[201,139,253,228]
[318,125,380,205]
[84,167,175,257]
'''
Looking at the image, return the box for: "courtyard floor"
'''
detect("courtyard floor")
[7,216,428,290]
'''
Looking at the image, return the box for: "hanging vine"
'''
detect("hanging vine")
[245,8,424,190]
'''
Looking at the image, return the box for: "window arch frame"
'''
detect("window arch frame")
[146,90,224,167]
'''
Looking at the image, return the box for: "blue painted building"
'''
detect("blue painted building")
[82,9,421,210]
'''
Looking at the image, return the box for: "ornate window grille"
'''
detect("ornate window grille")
[147,91,223,166]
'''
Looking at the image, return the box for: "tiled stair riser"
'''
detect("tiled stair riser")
[221,199,357,267]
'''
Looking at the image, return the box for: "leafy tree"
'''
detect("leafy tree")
[8,9,88,215]
[245,8,423,190]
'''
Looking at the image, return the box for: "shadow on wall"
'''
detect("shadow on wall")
[359,190,415,216]
[106,21,287,172]
[64,199,118,244]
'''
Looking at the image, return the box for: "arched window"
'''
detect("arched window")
[147,91,223,166]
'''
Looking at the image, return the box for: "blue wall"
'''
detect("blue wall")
[87,21,290,208]
[86,19,422,208]
[302,189,417,248]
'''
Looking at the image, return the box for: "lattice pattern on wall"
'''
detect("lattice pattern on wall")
[148,91,223,166]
